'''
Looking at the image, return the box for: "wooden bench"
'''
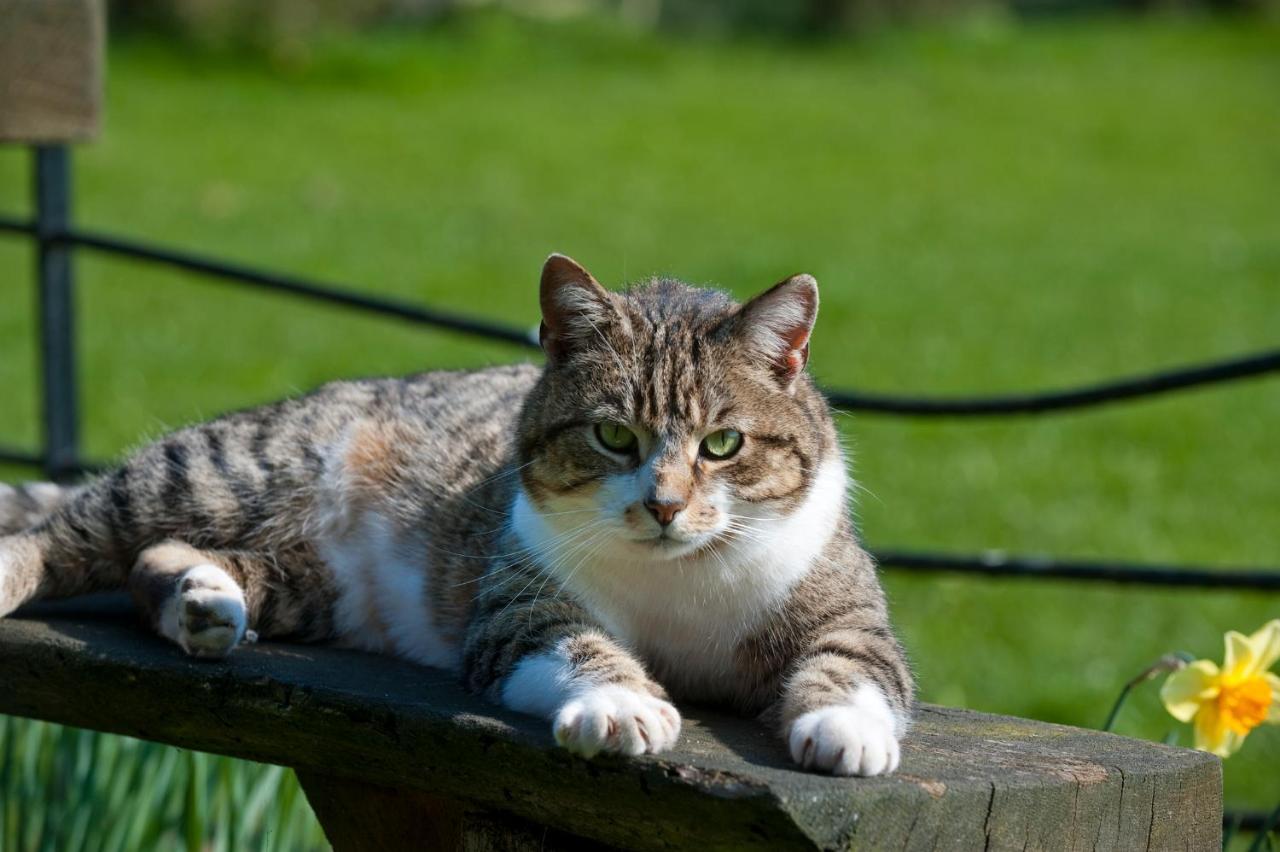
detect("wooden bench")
[0,597,1221,850]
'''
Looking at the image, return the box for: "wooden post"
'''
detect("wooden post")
[1,0,102,478]
[0,0,104,143]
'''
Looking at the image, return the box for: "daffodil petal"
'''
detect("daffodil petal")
[1161,660,1220,723]
[1192,700,1221,754]
[1247,619,1280,675]
[1223,630,1254,679]
[1193,700,1243,758]
[1266,672,1280,725]
[1217,729,1244,758]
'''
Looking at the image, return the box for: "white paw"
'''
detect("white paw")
[174,564,247,659]
[553,685,681,758]
[788,691,902,776]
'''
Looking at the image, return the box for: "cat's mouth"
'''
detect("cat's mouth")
[634,532,686,548]
[628,529,723,560]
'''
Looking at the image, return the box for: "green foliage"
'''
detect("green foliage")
[0,717,325,852]
[650,0,993,36]
[1,12,1278,842]
[104,0,1276,57]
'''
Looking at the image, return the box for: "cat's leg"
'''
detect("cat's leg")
[0,480,73,611]
[129,540,336,659]
[1,427,275,617]
[0,485,116,618]
[464,592,680,758]
[777,614,914,777]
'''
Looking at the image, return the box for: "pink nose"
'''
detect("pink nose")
[644,498,687,527]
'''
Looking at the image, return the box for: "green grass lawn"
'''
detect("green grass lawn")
[1,11,1278,847]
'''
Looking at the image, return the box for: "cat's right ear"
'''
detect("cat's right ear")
[539,254,618,363]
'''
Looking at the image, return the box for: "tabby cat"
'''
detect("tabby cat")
[0,255,913,775]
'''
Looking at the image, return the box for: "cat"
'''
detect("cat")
[0,254,914,776]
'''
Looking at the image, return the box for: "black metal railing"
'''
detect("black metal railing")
[2,144,1278,592]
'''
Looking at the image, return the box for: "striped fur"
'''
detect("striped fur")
[0,254,914,775]
[0,483,71,536]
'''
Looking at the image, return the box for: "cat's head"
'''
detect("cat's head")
[514,254,843,567]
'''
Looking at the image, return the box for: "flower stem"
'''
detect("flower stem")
[1245,800,1280,852]
[1102,683,1134,733]
[1102,653,1190,733]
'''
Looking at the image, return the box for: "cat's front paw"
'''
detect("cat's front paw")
[175,564,249,659]
[553,685,681,758]
[788,691,901,777]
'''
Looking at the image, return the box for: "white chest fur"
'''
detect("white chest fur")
[511,459,848,701]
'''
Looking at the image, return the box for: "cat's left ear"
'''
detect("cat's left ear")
[732,274,819,390]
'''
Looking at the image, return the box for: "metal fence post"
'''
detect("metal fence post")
[34,144,81,482]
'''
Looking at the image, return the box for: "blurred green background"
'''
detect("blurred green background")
[1,1,1278,848]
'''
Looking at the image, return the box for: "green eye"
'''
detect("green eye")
[700,429,743,460]
[595,422,637,453]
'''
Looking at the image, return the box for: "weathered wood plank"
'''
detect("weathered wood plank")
[0,600,1222,850]
[296,772,608,852]
[0,0,104,142]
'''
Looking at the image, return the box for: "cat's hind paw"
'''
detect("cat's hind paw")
[553,685,681,758]
[173,564,248,659]
[788,688,901,777]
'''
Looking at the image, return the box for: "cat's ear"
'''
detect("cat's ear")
[732,274,819,389]
[539,254,618,363]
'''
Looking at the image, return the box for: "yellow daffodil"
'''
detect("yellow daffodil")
[1160,619,1280,757]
